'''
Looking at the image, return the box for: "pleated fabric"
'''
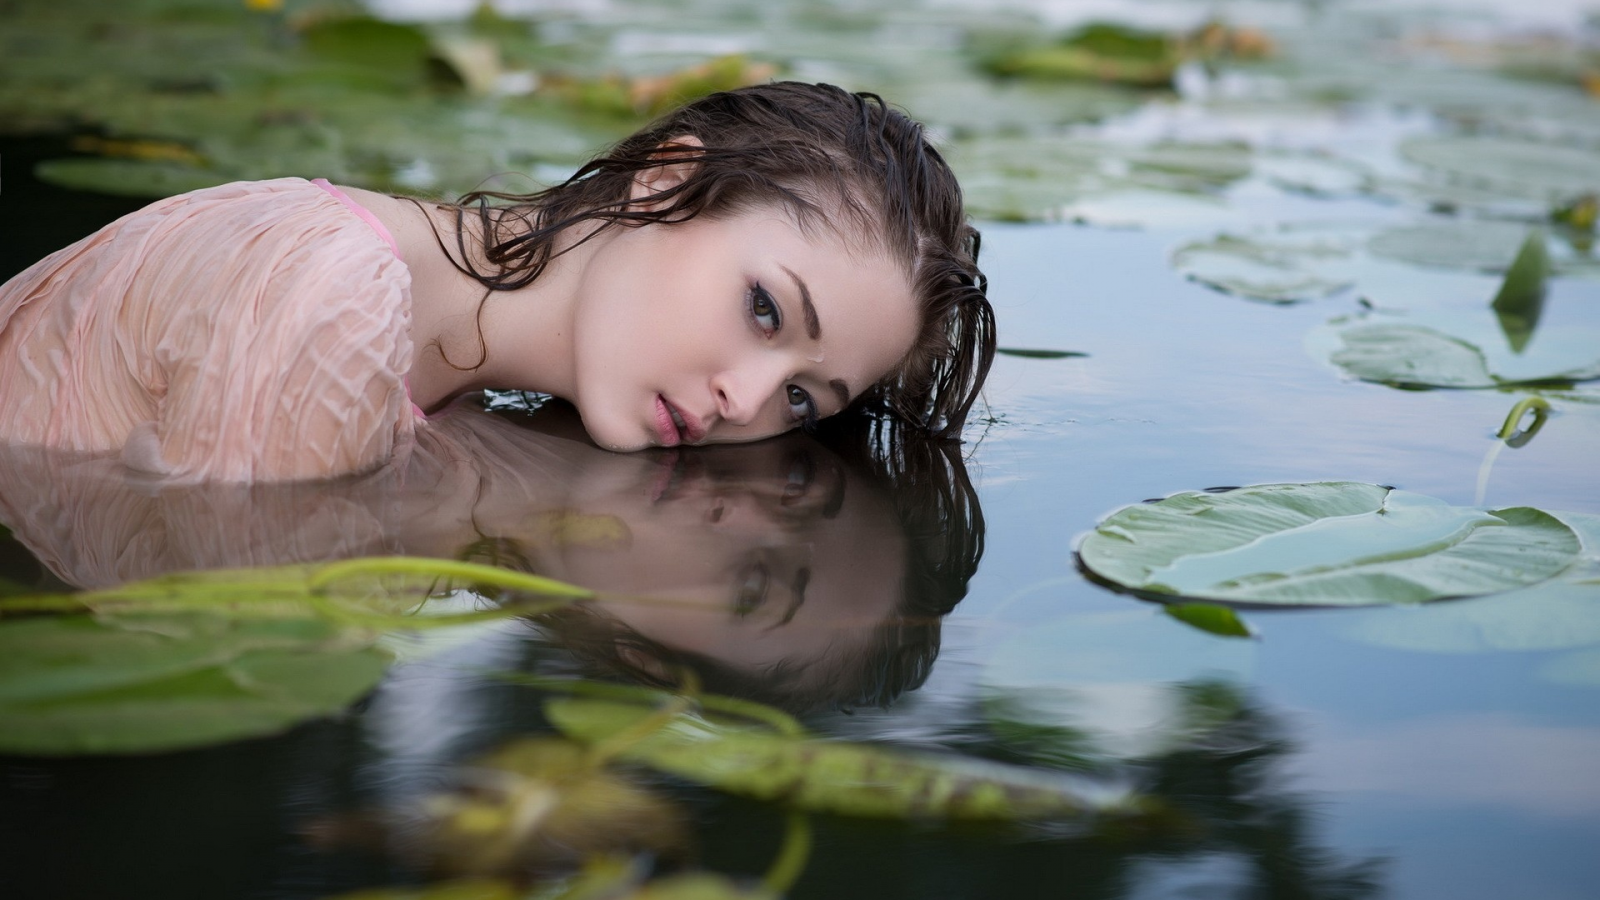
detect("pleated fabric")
[0,178,417,482]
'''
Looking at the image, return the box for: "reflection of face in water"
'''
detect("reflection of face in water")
[533,432,908,683]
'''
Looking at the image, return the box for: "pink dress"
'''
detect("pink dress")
[0,178,421,482]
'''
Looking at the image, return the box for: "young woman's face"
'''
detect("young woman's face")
[566,206,919,451]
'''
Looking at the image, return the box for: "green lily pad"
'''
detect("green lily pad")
[544,698,1138,821]
[1400,136,1600,206]
[1312,315,1600,389]
[0,612,389,756]
[0,557,589,755]
[1078,482,1581,606]
[982,23,1180,88]
[1369,220,1542,272]
[1172,228,1361,303]
[949,137,1252,223]
[34,158,233,199]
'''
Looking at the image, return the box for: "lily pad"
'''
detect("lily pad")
[0,557,589,755]
[544,698,1137,821]
[982,23,1180,89]
[1400,136,1600,206]
[0,612,389,756]
[34,158,233,199]
[1172,228,1360,303]
[1369,220,1542,272]
[1077,482,1581,606]
[949,136,1252,223]
[1312,315,1600,389]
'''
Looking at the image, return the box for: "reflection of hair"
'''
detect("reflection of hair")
[434,81,995,437]
[530,414,985,714]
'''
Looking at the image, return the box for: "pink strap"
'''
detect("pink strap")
[310,178,401,258]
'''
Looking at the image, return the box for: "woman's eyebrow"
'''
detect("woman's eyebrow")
[779,264,852,407]
[779,265,821,340]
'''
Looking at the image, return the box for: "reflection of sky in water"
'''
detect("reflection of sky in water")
[904,212,1600,895]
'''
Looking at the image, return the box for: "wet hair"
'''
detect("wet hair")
[435,81,995,438]
[528,411,985,715]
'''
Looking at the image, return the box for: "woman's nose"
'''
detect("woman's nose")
[711,360,786,428]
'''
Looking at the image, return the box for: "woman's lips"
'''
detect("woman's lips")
[655,395,706,445]
[653,395,682,447]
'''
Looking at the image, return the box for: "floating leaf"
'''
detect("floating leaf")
[1078,483,1581,606]
[1491,230,1552,352]
[1164,603,1253,638]
[1172,229,1359,303]
[34,158,232,199]
[545,698,1137,821]
[983,23,1179,88]
[996,348,1088,359]
[1368,220,1540,272]
[949,136,1251,223]
[0,612,389,755]
[1400,137,1600,205]
[1313,316,1600,389]
[0,557,589,754]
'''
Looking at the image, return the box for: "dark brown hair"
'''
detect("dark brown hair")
[525,412,985,714]
[440,81,995,438]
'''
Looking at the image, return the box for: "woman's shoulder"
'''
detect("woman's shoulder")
[325,183,452,273]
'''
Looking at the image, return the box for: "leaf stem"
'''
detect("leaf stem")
[762,812,814,895]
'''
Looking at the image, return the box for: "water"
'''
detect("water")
[3,1,1600,898]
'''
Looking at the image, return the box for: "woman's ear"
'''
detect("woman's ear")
[629,135,704,209]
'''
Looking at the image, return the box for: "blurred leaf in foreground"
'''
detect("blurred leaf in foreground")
[545,697,1141,822]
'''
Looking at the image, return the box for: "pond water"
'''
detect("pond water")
[3,1,1600,899]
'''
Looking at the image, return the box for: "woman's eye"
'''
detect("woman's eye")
[734,561,769,617]
[783,451,815,504]
[786,384,818,429]
[749,284,780,335]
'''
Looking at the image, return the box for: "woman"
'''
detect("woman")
[0,82,994,481]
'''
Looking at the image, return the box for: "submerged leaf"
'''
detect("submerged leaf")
[409,738,688,877]
[1078,483,1581,606]
[545,698,1138,822]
